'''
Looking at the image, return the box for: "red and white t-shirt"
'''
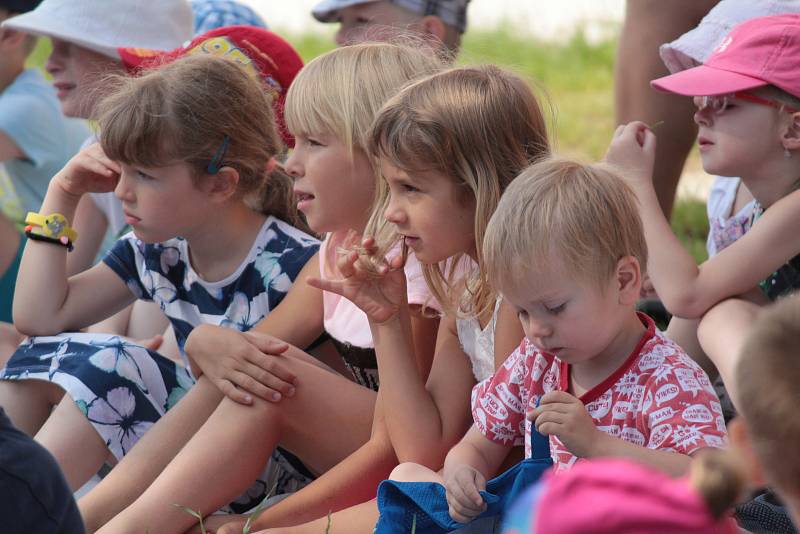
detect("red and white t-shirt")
[471,313,727,472]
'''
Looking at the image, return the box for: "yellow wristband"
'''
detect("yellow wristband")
[25,212,78,243]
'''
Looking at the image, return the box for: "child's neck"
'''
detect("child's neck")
[184,202,267,282]
[569,311,646,398]
[741,159,800,209]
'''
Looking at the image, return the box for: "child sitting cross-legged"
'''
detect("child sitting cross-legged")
[432,158,728,524]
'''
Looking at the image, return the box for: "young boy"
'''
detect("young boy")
[312,0,468,54]
[442,158,727,523]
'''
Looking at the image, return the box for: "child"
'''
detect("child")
[731,294,800,530]
[256,64,551,534]
[431,158,727,526]
[0,0,89,353]
[80,42,445,534]
[312,0,469,54]
[606,13,800,408]
[0,53,319,490]
[500,453,742,534]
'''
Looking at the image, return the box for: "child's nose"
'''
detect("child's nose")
[525,316,553,340]
[114,172,134,201]
[284,151,303,179]
[383,197,406,225]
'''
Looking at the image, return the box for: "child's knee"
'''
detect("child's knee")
[390,462,433,482]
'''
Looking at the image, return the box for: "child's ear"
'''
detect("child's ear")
[615,255,641,305]
[206,166,240,202]
[728,417,768,487]
[781,112,800,152]
[417,15,447,43]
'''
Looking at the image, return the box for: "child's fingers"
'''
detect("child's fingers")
[305,276,344,294]
[337,250,359,278]
[214,378,255,405]
[241,331,290,356]
[447,484,485,516]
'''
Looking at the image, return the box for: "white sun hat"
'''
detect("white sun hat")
[2,0,194,59]
[659,0,800,73]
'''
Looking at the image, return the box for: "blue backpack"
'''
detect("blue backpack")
[374,428,553,533]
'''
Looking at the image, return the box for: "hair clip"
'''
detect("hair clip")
[207,135,231,174]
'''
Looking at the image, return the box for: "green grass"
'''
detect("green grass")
[26,27,709,263]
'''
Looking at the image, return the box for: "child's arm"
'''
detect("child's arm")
[308,238,477,468]
[606,122,800,318]
[442,426,511,523]
[13,145,136,335]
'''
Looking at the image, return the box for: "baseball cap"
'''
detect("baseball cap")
[0,0,41,13]
[659,0,800,74]
[503,459,739,534]
[1,0,193,58]
[652,14,800,98]
[312,0,469,33]
[118,25,304,147]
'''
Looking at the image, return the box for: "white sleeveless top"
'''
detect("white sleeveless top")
[456,298,502,383]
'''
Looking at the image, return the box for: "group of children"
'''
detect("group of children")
[0,0,799,533]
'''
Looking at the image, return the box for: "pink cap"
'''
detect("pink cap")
[651,14,800,97]
[532,460,739,534]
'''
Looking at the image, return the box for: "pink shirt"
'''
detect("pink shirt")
[472,313,727,471]
[320,234,438,348]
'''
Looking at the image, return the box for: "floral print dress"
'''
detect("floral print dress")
[1,217,318,463]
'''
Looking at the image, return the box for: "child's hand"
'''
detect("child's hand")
[528,391,601,459]
[444,464,488,524]
[306,234,409,324]
[604,121,657,191]
[53,143,121,198]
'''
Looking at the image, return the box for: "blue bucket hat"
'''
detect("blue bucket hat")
[313,0,469,34]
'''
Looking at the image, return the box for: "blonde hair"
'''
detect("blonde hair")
[689,449,747,518]
[284,41,444,161]
[737,294,800,495]
[484,158,648,293]
[284,41,444,270]
[368,65,550,316]
[97,54,303,229]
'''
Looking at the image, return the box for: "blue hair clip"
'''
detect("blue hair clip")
[207,135,231,174]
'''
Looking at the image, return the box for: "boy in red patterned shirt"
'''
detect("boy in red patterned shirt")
[440,158,727,523]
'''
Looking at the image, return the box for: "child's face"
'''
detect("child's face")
[114,161,213,243]
[46,39,123,119]
[334,1,421,46]
[285,132,375,234]
[693,91,791,180]
[502,258,641,366]
[381,160,476,264]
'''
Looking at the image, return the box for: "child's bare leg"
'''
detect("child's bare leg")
[390,462,444,483]
[263,499,380,534]
[35,395,111,490]
[256,464,441,534]
[97,358,375,534]
[665,317,718,379]
[0,379,64,435]
[697,298,763,410]
[79,375,224,532]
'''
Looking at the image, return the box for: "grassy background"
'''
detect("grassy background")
[28,28,709,262]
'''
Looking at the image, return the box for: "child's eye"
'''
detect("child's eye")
[545,303,566,315]
[136,170,153,180]
[307,137,325,147]
[401,183,419,193]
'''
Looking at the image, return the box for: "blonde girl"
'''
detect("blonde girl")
[80,42,445,534]
[0,53,318,488]
[258,64,551,534]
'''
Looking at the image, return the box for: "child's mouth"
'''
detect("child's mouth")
[295,192,315,211]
